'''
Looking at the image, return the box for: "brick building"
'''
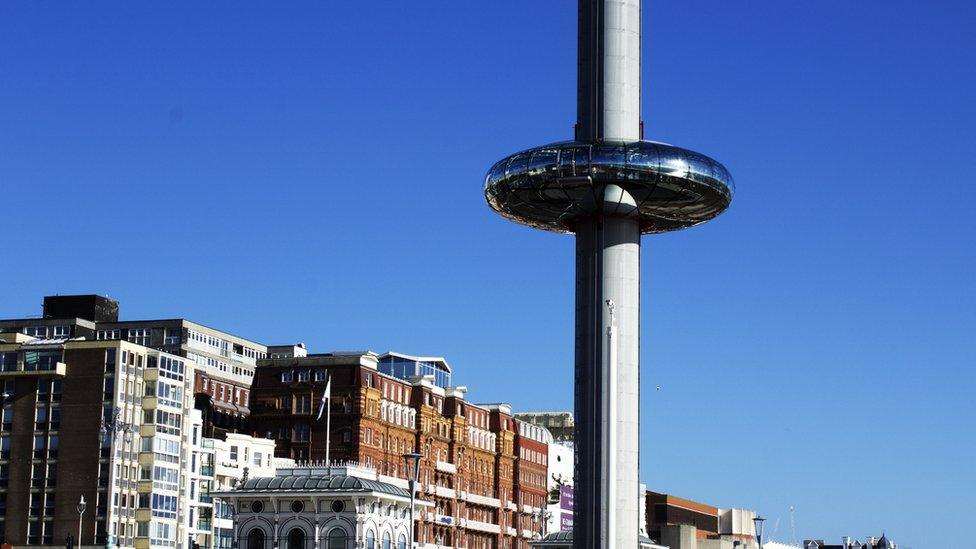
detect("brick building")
[248,351,551,548]
[645,490,760,549]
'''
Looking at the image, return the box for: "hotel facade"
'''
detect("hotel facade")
[248,352,552,549]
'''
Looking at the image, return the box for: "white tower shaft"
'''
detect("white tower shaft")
[573,1,642,548]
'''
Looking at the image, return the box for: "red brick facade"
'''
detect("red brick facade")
[248,353,551,549]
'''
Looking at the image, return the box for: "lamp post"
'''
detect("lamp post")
[531,505,552,540]
[753,516,766,549]
[77,496,87,549]
[402,452,422,549]
[99,408,133,549]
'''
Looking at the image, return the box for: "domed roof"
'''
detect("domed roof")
[877,534,891,549]
[541,531,573,542]
[231,474,410,498]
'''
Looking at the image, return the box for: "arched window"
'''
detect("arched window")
[382,531,392,549]
[397,533,407,549]
[247,529,265,549]
[287,528,305,549]
[326,528,347,549]
[365,530,376,549]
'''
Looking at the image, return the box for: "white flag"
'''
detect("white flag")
[316,375,331,421]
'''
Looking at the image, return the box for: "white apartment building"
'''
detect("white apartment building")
[189,433,288,549]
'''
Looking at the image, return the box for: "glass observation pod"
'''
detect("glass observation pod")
[484,140,734,234]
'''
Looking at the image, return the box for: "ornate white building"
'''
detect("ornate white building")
[211,465,432,549]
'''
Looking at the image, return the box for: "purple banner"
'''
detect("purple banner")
[559,485,574,511]
[559,485,574,529]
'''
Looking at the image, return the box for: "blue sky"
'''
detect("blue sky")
[2,1,974,547]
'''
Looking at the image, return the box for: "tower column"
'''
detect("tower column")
[574,216,641,549]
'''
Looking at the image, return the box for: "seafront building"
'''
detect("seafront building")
[211,463,430,549]
[0,295,267,439]
[645,490,760,549]
[248,352,552,548]
[0,331,190,549]
[0,296,277,549]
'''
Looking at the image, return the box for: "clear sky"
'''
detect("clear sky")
[2,1,974,547]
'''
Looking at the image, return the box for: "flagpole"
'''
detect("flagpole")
[325,388,331,475]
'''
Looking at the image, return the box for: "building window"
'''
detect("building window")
[127,329,151,346]
[281,371,293,383]
[293,424,309,443]
[23,326,47,338]
[327,528,347,549]
[163,329,181,346]
[297,370,309,382]
[230,446,238,461]
[295,395,311,415]
[314,370,327,382]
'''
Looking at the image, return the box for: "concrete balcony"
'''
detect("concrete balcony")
[0,361,67,377]
[506,501,518,512]
[464,519,501,535]
[435,461,457,474]
[464,492,501,507]
[427,513,454,526]
[433,485,456,499]
[141,396,158,410]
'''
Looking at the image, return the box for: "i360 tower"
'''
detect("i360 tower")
[484,1,734,547]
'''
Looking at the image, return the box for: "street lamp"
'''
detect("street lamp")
[753,516,766,549]
[98,408,132,549]
[77,495,87,549]
[531,505,552,539]
[98,408,133,448]
[402,452,422,549]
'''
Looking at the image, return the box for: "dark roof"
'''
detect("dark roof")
[224,475,410,498]
[542,531,573,542]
